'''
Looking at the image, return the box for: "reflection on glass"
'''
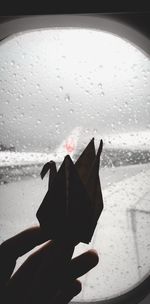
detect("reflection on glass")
[0,28,150,301]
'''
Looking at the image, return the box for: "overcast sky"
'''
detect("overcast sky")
[0,29,150,151]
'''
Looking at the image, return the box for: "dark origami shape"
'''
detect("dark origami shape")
[36,138,103,244]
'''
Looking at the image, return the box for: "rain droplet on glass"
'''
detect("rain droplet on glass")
[59,86,63,92]
[65,94,70,102]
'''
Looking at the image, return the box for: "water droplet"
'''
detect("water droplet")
[11,60,15,66]
[36,119,41,125]
[111,123,114,129]
[98,83,104,96]
[59,86,63,92]
[36,83,40,89]
[52,105,56,111]
[65,94,70,102]
[12,116,17,121]
[55,123,59,128]
[16,96,20,101]
[69,109,74,114]
[98,82,102,88]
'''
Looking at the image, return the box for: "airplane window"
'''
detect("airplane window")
[0,28,150,302]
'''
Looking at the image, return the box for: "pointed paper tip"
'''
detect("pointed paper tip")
[100,139,103,153]
[50,160,55,164]
[64,154,74,166]
[48,161,57,189]
[88,137,95,146]
[64,154,72,161]
[92,139,103,172]
[97,139,103,157]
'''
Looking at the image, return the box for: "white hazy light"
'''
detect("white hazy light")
[0,28,150,150]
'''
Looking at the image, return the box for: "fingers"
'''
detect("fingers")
[8,241,53,288]
[7,238,98,304]
[28,279,81,304]
[7,240,74,302]
[9,240,74,287]
[26,242,75,301]
[0,226,48,259]
[0,226,49,286]
[53,280,82,304]
[68,249,99,280]
[29,248,98,304]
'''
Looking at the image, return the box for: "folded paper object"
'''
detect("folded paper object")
[36,138,103,244]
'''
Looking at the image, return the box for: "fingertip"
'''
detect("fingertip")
[0,226,49,259]
[86,249,99,267]
[73,279,82,295]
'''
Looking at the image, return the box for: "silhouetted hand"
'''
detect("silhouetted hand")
[0,226,99,304]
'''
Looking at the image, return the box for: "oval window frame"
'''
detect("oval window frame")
[0,14,150,304]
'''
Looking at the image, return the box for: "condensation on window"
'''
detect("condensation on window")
[0,28,150,301]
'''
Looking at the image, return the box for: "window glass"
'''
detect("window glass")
[0,28,150,301]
